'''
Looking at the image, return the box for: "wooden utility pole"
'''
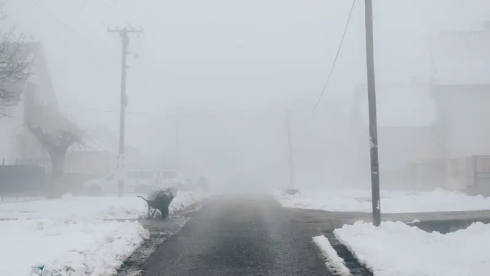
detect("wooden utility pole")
[108,27,143,197]
[175,109,181,170]
[365,0,381,226]
[286,110,295,190]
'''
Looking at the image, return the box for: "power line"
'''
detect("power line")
[58,104,160,116]
[301,0,356,125]
[59,104,290,119]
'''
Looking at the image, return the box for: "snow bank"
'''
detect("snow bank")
[334,221,490,276]
[312,235,351,276]
[0,191,208,219]
[0,191,209,274]
[168,191,209,214]
[0,218,148,276]
[276,189,490,213]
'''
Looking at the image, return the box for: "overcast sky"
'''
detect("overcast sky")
[3,0,490,186]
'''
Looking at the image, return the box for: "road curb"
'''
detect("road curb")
[324,231,373,276]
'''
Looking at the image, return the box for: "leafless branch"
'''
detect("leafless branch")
[26,123,53,155]
[0,27,33,111]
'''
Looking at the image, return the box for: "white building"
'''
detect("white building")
[0,42,58,165]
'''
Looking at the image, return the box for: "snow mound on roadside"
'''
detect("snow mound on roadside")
[313,235,351,276]
[275,188,490,213]
[169,191,208,214]
[334,221,490,276]
[1,218,148,276]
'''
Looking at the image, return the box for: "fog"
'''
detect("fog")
[3,0,490,191]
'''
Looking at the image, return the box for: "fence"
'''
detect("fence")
[0,165,45,195]
[395,155,490,196]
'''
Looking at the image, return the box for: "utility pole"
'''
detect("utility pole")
[175,109,181,170]
[286,110,296,190]
[365,0,381,226]
[108,27,143,197]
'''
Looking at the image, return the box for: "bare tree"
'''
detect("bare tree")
[0,5,32,117]
[26,105,84,198]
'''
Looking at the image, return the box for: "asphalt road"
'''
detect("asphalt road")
[140,196,333,276]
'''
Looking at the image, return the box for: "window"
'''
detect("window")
[160,171,177,179]
[139,171,154,179]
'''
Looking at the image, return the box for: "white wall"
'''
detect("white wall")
[0,103,24,164]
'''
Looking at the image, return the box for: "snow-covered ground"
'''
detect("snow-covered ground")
[2,218,148,276]
[0,191,209,219]
[0,191,209,276]
[334,221,490,276]
[312,235,351,276]
[276,188,490,213]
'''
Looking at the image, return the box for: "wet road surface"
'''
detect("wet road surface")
[140,196,332,276]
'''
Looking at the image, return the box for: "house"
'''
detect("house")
[351,83,439,176]
[65,137,113,178]
[0,42,58,166]
[430,21,490,158]
[65,125,150,179]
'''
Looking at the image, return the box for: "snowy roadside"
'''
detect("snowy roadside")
[1,218,148,276]
[312,235,351,276]
[275,188,490,213]
[333,221,490,276]
[168,191,210,215]
[0,191,209,276]
[0,191,209,220]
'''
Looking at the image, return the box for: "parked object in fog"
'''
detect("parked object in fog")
[283,189,300,196]
[155,170,188,190]
[82,170,158,195]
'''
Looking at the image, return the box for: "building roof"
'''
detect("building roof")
[354,83,437,127]
[27,43,58,109]
[14,42,59,124]
[430,26,490,85]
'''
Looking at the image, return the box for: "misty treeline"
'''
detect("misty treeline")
[0,6,83,198]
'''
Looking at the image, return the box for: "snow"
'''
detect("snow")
[334,221,490,276]
[0,191,208,219]
[275,188,490,213]
[0,191,208,275]
[312,235,351,276]
[1,218,148,276]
